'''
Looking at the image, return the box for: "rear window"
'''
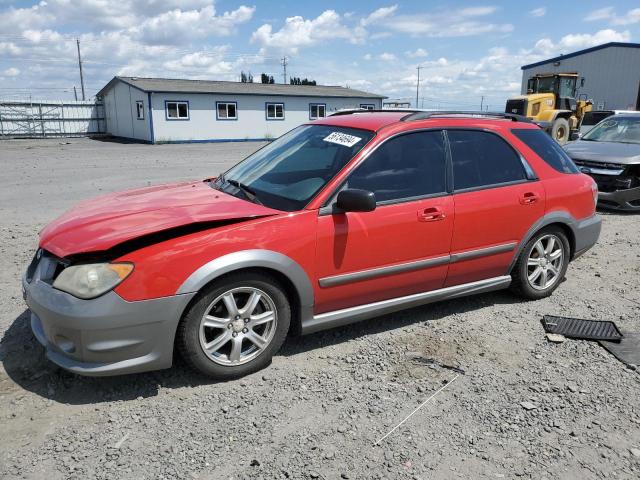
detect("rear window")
[511,129,579,174]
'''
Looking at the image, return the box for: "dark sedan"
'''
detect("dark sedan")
[564,114,640,211]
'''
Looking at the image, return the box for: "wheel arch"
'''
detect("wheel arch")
[508,212,578,273]
[176,249,314,334]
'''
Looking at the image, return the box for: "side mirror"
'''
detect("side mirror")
[336,189,376,212]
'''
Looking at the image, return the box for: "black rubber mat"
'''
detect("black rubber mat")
[600,333,640,366]
[541,315,623,342]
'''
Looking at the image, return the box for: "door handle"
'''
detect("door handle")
[520,192,539,205]
[418,207,445,222]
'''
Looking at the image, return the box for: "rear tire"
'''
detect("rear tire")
[510,227,570,300]
[176,272,291,380]
[551,118,570,145]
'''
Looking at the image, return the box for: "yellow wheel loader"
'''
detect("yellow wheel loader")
[505,73,592,144]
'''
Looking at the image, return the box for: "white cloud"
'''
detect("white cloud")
[360,5,398,26]
[251,10,354,54]
[584,6,640,25]
[370,6,513,37]
[134,5,254,45]
[363,53,372,60]
[529,7,546,17]
[405,48,428,58]
[379,52,397,61]
[534,28,631,55]
[584,7,615,22]
[3,67,19,77]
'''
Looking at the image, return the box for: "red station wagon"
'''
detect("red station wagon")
[23,111,601,379]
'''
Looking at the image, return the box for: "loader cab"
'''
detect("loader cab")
[527,74,578,110]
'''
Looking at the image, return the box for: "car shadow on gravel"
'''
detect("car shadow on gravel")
[1,290,521,404]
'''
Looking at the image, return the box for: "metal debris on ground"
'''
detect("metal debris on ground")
[407,353,466,374]
[374,374,460,446]
[541,315,623,342]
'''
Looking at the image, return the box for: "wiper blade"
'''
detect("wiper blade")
[226,179,263,205]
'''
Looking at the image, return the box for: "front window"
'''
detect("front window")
[582,116,640,144]
[213,125,375,211]
[535,76,557,94]
[266,103,284,120]
[166,101,189,120]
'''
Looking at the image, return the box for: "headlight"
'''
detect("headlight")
[52,263,133,299]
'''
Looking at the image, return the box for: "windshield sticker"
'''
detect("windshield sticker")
[323,132,362,148]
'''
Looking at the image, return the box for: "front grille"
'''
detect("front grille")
[505,99,526,116]
[572,159,626,172]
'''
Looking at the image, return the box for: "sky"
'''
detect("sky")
[0,0,639,109]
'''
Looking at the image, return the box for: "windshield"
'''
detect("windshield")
[214,125,375,211]
[535,76,556,94]
[582,116,640,144]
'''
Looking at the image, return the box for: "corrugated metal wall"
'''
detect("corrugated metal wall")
[0,101,105,138]
[521,46,640,110]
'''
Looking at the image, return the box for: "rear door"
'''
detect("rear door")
[314,130,454,313]
[445,129,545,287]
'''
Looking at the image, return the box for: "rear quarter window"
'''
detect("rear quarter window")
[511,129,579,174]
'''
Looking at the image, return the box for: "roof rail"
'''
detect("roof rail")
[401,111,532,123]
[329,108,420,117]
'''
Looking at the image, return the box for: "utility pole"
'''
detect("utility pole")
[76,38,85,101]
[73,86,78,101]
[480,95,484,111]
[416,66,423,108]
[281,56,288,84]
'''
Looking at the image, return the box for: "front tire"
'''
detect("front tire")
[176,272,291,379]
[551,118,570,145]
[510,227,570,300]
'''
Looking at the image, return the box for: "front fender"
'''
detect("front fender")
[177,249,314,311]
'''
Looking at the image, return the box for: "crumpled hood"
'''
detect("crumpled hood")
[40,180,281,258]
[564,140,640,165]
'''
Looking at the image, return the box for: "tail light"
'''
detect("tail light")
[591,180,598,208]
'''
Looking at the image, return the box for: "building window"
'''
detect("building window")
[165,101,189,120]
[216,101,237,120]
[135,100,144,120]
[309,103,326,120]
[360,104,375,110]
[266,102,284,120]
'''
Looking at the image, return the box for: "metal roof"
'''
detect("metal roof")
[97,76,386,99]
[521,42,640,70]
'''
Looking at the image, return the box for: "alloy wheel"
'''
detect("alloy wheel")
[526,234,564,291]
[198,287,277,366]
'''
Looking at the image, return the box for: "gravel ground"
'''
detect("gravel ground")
[1,138,639,480]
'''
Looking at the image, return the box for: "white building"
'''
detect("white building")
[521,42,640,110]
[97,76,385,143]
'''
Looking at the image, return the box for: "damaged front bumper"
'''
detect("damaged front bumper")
[22,271,195,377]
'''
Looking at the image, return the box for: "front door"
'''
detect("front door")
[314,130,454,314]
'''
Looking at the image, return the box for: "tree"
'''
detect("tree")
[240,71,253,83]
[289,77,316,85]
[261,73,275,84]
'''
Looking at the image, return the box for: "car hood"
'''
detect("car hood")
[39,180,281,258]
[564,140,640,165]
